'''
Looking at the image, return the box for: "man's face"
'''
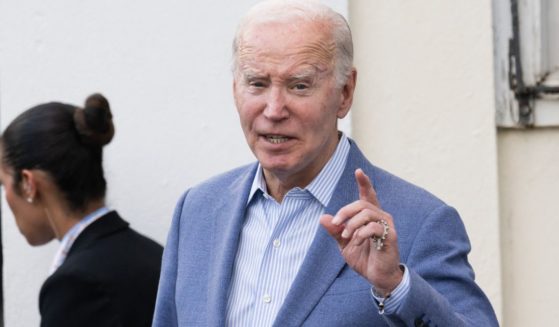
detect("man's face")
[234,19,354,187]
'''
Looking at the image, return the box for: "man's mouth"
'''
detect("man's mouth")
[265,135,290,144]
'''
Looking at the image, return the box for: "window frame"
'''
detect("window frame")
[495,0,559,127]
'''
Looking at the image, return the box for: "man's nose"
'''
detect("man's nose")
[263,87,289,120]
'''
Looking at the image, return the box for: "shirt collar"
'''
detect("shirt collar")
[247,132,350,207]
[59,206,111,244]
[50,206,111,274]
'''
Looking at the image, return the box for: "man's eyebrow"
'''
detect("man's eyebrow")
[239,65,327,82]
[290,70,318,80]
[241,72,270,83]
[289,66,329,81]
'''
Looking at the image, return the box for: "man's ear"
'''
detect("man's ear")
[20,169,37,201]
[337,68,357,119]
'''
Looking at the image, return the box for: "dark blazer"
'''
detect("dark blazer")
[39,211,163,327]
[153,139,498,327]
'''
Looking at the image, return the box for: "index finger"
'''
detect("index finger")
[355,168,380,207]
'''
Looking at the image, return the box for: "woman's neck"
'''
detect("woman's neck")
[46,199,106,240]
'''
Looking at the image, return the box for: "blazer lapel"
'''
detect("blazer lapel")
[273,141,369,326]
[207,164,258,326]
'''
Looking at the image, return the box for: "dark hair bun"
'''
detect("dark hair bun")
[73,93,115,146]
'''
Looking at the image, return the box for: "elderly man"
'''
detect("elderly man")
[153,1,498,326]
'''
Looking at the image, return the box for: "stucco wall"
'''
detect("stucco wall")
[498,129,559,327]
[349,0,502,319]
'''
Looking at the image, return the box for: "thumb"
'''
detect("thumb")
[320,214,348,248]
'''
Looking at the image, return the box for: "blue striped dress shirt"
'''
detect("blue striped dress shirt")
[225,133,409,326]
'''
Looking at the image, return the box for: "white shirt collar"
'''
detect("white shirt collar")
[49,206,111,274]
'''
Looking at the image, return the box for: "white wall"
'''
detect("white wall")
[349,0,502,320]
[0,1,347,325]
[499,129,559,327]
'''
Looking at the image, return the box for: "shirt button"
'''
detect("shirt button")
[263,294,272,303]
[273,239,281,248]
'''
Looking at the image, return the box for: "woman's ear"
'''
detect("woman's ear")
[20,169,37,203]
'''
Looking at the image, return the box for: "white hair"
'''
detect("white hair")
[232,0,354,87]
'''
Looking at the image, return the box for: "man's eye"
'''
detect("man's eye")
[293,83,309,90]
[249,81,266,88]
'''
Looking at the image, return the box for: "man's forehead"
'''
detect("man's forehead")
[238,24,335,74]
[240,20,334,57]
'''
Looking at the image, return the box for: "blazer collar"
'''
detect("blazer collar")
[273,139,373,326]
[66,211,129,258]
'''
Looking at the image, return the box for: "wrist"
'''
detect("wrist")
[373,265,404,297]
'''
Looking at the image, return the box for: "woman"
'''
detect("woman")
[0,94,163,327]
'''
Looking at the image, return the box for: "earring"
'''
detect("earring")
[26,197,33,204]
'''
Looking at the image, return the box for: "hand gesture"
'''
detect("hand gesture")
[320,169,403,296]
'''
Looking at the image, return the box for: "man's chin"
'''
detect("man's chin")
[260,160,296,176]
[261,163,292,174]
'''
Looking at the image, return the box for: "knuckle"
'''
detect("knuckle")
[363,208,376,217]
[345,217,360,231]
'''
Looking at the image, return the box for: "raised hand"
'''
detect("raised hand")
[320,168,403,296]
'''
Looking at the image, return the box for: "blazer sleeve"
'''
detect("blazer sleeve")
[152,191,188,327]
[40,273,121,327]
[382,205,499,327]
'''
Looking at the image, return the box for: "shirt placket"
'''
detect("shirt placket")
[253,191,312,325]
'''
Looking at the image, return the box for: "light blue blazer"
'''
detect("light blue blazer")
[153,140,498,327]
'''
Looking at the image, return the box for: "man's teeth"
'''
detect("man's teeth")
[266,135,289,144]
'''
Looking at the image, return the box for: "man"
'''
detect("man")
[153,1,498,326]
